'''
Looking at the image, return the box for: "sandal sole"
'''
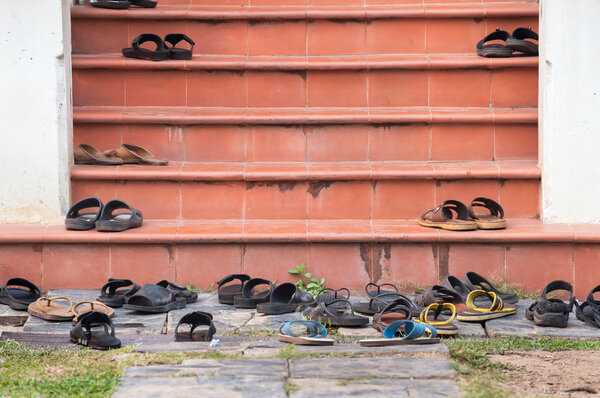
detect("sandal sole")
[418,219,477,231]
[359,337,440,347]
[277,334,334,346]
[123,299,185,313]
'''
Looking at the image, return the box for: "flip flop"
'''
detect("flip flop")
[303,299,369,327]
[315,287,350,309]
[418,200,478,231]
[124,283,186,313]
[0,278,42,311]
[413,303,458,336]
[469,197,506,230]
[27,297,74,321]
[366,282,398,298]
[74,144,123,165]
[526,280,573,328]
[354,292,419,316]
[72,301,115,324]
[372,299,412,332]
[104,144,168,165]
[90,0,130,9]
[122,34,170,62]
[460,272,518,304]
[414,285,464,308]
[157,280,198,304]
[360,320,439,347]
[97,278,140,308]
[95,199,143,232]
[175,311,216,341]
[217,274,251,304]
[506,27,538,55]
[476,28,513,58]
[233,278,274,309]
[277,320,334,346]
[70,311,121,350]
[256,283,316,315]
[457,290,517,322]
[65,197,103,231]
[164,34,195,60]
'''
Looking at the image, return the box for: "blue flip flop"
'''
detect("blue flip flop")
[277,320,334,345]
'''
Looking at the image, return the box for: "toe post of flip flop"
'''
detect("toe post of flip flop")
[418,200,478,231]
[278,320,334,346]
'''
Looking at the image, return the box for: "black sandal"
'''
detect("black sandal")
[575,285,600,328]
[90,0,130,9]
[315,287,350,307]
[460,272,518,304]
[366,282,398,298]
[506,27,538,55]
[65,197,103,231]
[476,28,513,58]
[97,278,140,308]
[130,0,157,8]
[175,311,216,341]
[526,280,574,328]
[0,278,42,311]
[124,283,186,313]
[70,311,121,350]
[372,299,412,332]
[95,199,143,232]
[164,34,195,60]
[303,299,368,327]
[122,34,170,62]
[256,283,316,315]
[233,278,274,309]
[157,280,198,304]
[217,274,251,304]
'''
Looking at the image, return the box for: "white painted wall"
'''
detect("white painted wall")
[540,0,600,223]
[0,0,72,223]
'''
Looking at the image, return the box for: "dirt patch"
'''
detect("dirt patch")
[490,350,600,397]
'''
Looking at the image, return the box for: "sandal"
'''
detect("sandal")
[217,274,251,304]
[164,34,195,60]
[372,299,412,332]
[526,280,574,328]
[575,285,600,328]
[414,285,464,308]
[440,276,471,303]
[460,272,518,304]
[90,0,130,9]
[72,301,115,324]
[175,311,216,341]
[0,278,42,311]
[124,283,186,313]
[104,144,168,165]
[476,28,513,58]
[366,282,398,298]
[130,0,157,7]
[256,283,316,315]
[360,320,439,347]
[413,303,458,336]
[469,197,506,230]
[303,299,369,327]
[456,290,517,322]
[277,320,334,346]
[74,144,123,165]
[95,199,143,232]
[506,27,538,55]
[122,34,170,62]
[315,287,350,307]
[157,280,198,304]
[233,278,274,309]
[65,197,103,231]
[70,311,121,350]
[27,297,74,321]
[97,278,140,308]
[418,200,477,231]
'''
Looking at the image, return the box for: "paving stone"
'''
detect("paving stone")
[485,300,600,339]
[114,376,286,398]
[288,378,463,398]
[239,311,303,331]
[289,357,455,379]
[0,305,28,326]
[132,336,250,353]
[124,358,288,378]
[456,320,487,338]
[293,342,449,356]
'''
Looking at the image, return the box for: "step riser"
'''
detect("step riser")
[72,17,539,55]
[149,0,539,5]
[74,123,538,162]
[73,68,538,108]
[71,178,540,220]
[2,241,592,297]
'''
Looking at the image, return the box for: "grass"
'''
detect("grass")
[444,336,600,398]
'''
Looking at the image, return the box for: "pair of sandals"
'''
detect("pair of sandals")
[74,144,168,166]
[123,280,197,313]
[360,320,439,347]
[0,278,42,311]
[477,27,539,58]
[123,33,195,61]
[27,297,114,324]
[527,280,574,328]
[90,0,156,9]
[418,197,506,231]
[65,197,143,232]
[71,311,121,350]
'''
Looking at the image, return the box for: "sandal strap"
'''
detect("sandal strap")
[279,320,327,338]
[131,33,165,52]
[423,200,469,223]
[66,197,102,219]
[365,282,398,297]
[512,27,538,41]
[217,274,251,290]
[418,303,456,326]
[316,287,350,300]
[469,197,504,220]
[175,311,215,341]
[36,296,74,313]
[241,278,273,298]
[164,33,195,48]
[73,301,110,316]
[477,28,511,50]
[383,320,437,339]
[101,279,136,296]
[3,278,42,300]
[466,290,503,312]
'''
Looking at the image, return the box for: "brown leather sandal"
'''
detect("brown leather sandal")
[104,144,168,166]
[74,144,123,165]
[72,301,115,324]
[27,297,74,321]
[469,197,506,230]
[418,200,477,231]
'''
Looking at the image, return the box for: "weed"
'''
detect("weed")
[284,381,301,395]
[289,263,326,297]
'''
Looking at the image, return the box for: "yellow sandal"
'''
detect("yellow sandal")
[457,290,517,322]
[414,303,458,336]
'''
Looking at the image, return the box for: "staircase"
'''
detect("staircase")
[5,0,598,296]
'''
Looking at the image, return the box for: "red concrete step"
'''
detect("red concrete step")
[70,160,540,220]
[1,219,597,297]
[72,58,538,108]
[71,4,538,55]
